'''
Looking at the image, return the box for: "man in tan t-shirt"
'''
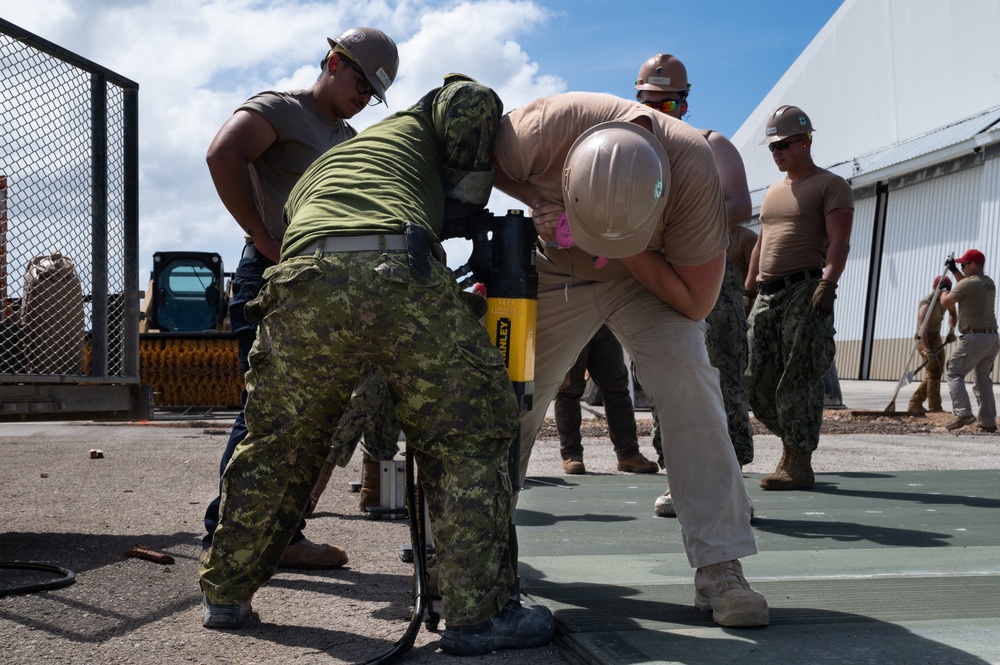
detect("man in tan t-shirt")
[940,248,1000,431]
[202,28,398,572]
[633,53,755,518]
[492,92,768,628]
[744,105,854,491]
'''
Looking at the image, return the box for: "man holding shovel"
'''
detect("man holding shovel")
[908,275,957,414]
[940,249,1000,432]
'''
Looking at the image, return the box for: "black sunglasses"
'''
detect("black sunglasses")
[768,139,798,153]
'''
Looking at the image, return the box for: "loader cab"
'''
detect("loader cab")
[144,252,227,332]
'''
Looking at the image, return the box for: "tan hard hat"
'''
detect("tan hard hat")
[760,105,815,144]
[562,121,669,259]
[635,54,690,93]
[327,27,399,103]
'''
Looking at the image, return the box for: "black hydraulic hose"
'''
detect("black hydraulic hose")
[353,447,433,665]
[0,562,76,596]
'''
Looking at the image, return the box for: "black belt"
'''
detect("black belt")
[293,234,407,256]
[758,269,824,296]
[961,328,998,336]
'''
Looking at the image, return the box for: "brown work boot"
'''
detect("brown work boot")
[694,559,769,627]
[563,457,586,475]
[278,538,348,570]
[617,452,659,473]
[759,447,814,490]
[946,414,976,431]
[907,401,926,415]
[359,460,381,512]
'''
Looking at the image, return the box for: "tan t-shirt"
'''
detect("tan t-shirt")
[728,224,758,280]
[491,92,728,282]
[240,90,357,239]
[757,167,854,282]
[951,274,998,331]
[918,292,947,331]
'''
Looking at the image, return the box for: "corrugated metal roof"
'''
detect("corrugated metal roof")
[750,105,1000,206]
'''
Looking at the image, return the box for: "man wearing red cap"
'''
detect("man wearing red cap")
[907,275,957,414]
[940,249,999,431]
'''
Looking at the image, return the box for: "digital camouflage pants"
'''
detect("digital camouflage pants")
[199,249,518,625]
[327,364,401,468]
[745,278,835,453]
[654,259,754,466]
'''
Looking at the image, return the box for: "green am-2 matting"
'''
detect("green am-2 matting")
[515,470,1000,665]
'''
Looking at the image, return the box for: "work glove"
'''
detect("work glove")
[945,257,958,273]
[946,331,957,344]
[811,279,837,318]
[743,289,757,319]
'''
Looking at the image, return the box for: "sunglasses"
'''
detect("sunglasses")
[961,260,974,266]
[339,56,383,105]
[642,99,683,114]
[767,139,800,152]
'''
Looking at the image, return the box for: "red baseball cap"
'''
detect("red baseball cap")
[933,276,951,289]
[956,249,986,264]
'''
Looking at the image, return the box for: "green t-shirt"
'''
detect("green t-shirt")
[281,75,501,261]
[282,112,443,258]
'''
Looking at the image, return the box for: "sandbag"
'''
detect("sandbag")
[20,252,85,375]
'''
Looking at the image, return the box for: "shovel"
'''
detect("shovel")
[900,341,948,387]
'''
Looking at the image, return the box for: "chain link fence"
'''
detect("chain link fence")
[1,18,147,419]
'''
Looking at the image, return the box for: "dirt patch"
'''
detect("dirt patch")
[539,409,994,440]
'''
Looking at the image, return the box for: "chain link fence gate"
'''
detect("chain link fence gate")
[1,18,151,421]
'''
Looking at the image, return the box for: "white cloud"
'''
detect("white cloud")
[2,0,563,280]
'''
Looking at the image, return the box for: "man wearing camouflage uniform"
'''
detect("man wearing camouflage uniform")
[745,105,854,490]
[199,74,554,656]
[907,275,957,415]
[632,54,755,517]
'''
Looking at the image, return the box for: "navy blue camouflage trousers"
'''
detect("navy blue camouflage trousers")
[745,278,835,453]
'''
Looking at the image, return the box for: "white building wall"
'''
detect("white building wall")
[832,189,877,378]
[841,154,1000,381]
[733,0,1000,192]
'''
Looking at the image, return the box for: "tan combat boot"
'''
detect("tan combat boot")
[359,460,382,512]
[562,457,586,475]
[694,559,769,627]
[759,446,814,490]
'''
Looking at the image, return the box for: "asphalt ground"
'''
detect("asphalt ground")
[1,379,998,664]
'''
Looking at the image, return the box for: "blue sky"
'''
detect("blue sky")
[517,0,844,138]
[3,0,844,276]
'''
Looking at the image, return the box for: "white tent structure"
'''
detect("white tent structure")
[732,0,1000,381]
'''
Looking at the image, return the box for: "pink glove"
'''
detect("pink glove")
[555,212,609,268]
